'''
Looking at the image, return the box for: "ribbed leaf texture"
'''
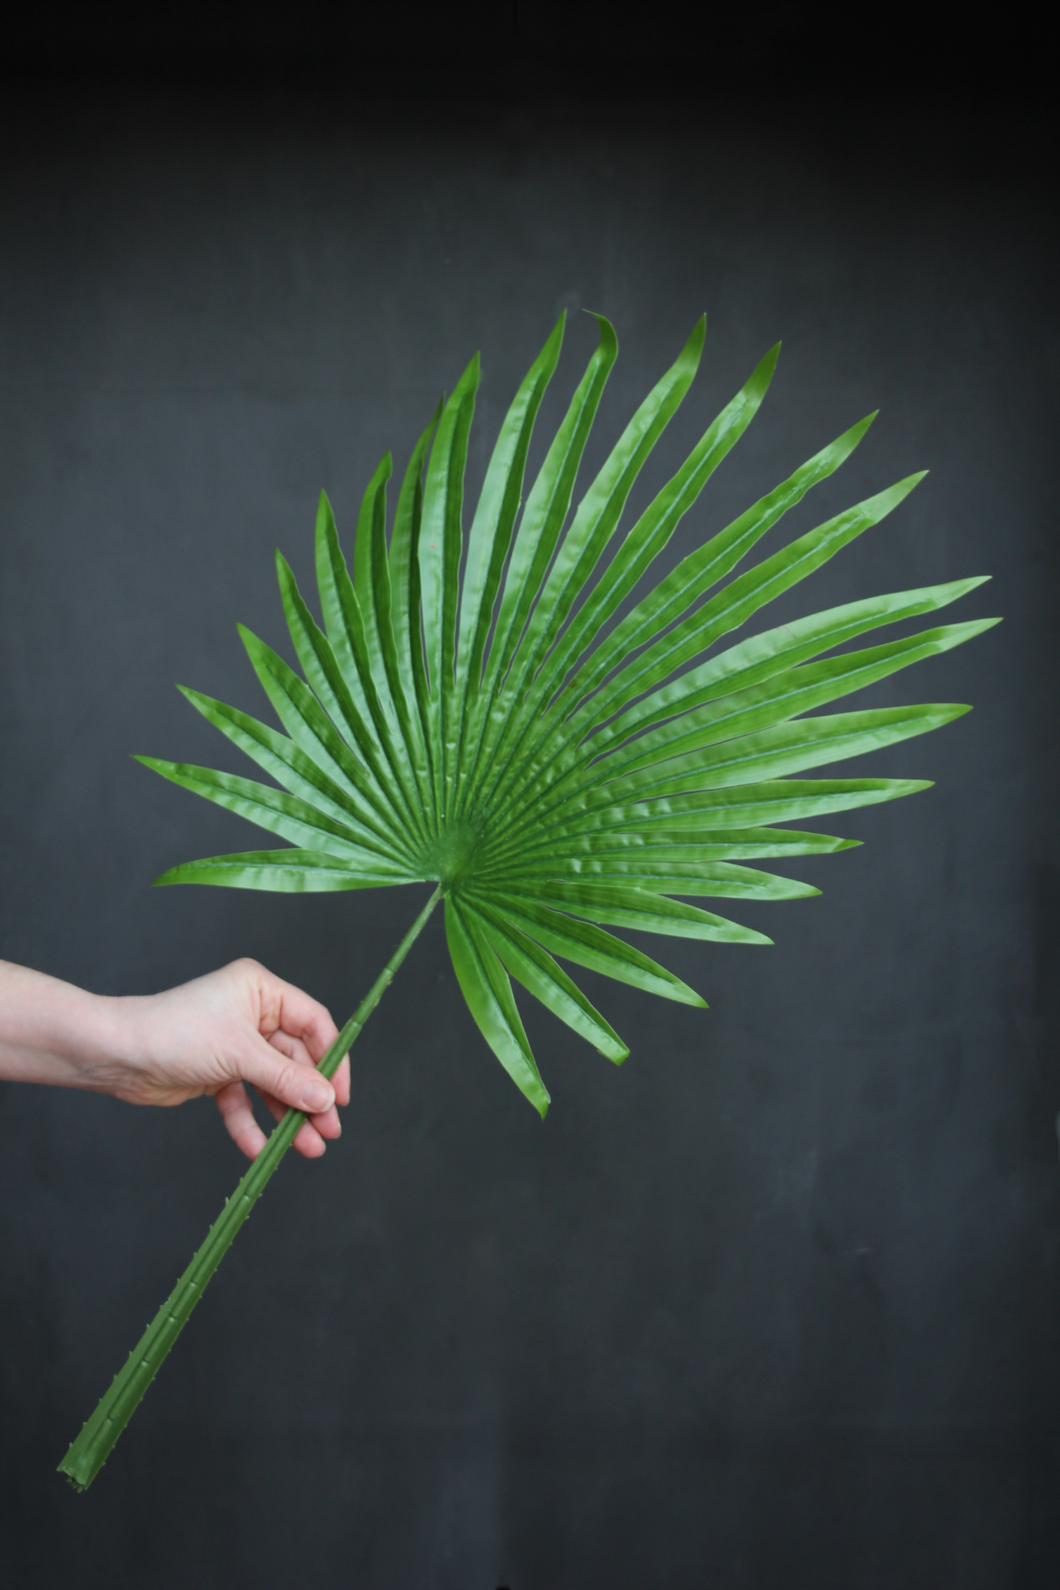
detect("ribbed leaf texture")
[143,314,997,1116]
[60,313,999,1495]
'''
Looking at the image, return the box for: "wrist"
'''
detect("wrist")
[0,960,132,1090]
[72,993,144,1091]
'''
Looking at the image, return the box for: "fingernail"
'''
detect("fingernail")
[301,1080,333,1112]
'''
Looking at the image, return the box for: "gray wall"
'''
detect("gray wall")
[1,65,1057,1588]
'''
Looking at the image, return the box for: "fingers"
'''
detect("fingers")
[217,1079,327,1161]
[258,1090,328,1158]
[210,960,350,1162]
[267,1029,343,1141]
[214,1081,268,1161]
[249,965,341,1064]
[237,1036,336,1118]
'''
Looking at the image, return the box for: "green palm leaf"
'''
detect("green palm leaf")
[61,313,997,1490]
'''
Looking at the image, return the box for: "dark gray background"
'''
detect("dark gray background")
[1,31,1057,1588]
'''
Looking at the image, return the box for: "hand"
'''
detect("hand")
[0,956,351,1161]
[108,959,351,1161]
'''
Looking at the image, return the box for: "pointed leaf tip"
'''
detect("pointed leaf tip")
[685,315,706,361]
[236,620,263,654]
[862,470,928,520]
[585,311,619,355]
[832,412,876,454]
[745,342,781,396]
[458,351,481,387]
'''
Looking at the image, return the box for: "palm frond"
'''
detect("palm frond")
[63,314,997,1493]
[143,314,997,1117]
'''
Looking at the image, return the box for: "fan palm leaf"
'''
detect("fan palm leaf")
[60,312,997,1489]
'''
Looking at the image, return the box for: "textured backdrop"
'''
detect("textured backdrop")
[0,56,1057,1589]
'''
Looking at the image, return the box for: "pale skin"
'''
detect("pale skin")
[0,957,351,1161]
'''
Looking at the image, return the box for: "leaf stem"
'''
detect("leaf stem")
[58,885,443,1492]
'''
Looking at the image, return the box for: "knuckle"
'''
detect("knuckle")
[272,1061,302,1099]
[231,956,264,977]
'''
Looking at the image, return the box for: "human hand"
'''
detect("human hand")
[95,959,351,1161]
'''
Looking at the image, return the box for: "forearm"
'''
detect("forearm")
[0,959,126,1090]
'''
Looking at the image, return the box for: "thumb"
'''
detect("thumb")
[236,1037,335,1116]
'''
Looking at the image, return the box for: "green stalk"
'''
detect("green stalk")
[59,886,442,1492]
